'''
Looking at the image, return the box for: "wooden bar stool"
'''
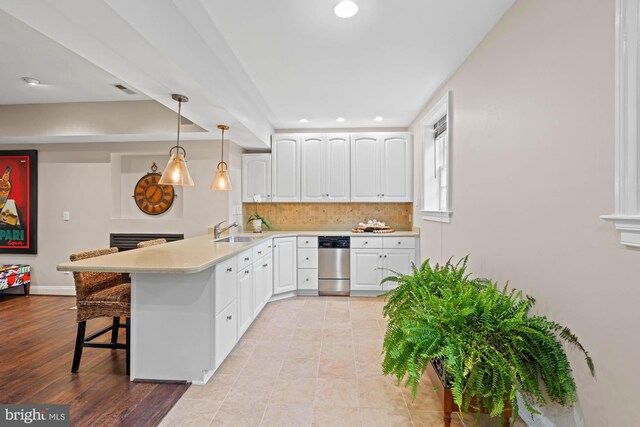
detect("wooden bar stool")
[70,248,131,375]
[136,238,167,248]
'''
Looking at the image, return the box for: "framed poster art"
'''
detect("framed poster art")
[0,150,37,254]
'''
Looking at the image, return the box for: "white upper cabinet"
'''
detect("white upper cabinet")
[300,135,326,202]
[241,154,271,203]
[325,135,351,201]
[351,135,381,202]
[380,134,413,202]
[301,134,350,202]
[272,135,300,202]
[351,133,413,202]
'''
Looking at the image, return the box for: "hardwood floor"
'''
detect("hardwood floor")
[0,294,189,427]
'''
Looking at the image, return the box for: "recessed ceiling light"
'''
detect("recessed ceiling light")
[299,118,309,123]
[334,1,358,18]
[22,77,40,86]
[374,116,384,122]
[336,117,345,122]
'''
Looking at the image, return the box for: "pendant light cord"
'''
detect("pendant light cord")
[221,127,225,163]
[176,100,182,150]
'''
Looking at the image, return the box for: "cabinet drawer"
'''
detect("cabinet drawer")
[297,236,318,248]
[297,269,318,290]
[297,248,318,269]
[215,257,238,315]
[351,237,383,249]
[382,237,416,249]
[215,300,238,368]
[252,239,273,260]
[238,249,253,271]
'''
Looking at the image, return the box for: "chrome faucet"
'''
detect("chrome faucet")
[213,220,239,239]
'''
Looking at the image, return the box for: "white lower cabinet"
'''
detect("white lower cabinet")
[214,300,237,367]
[237,267,253,338]
[253,253,273,316]
[297,268,319,290]
[382,249,415,290]
[350,237,418,292]
[273,237,297,295]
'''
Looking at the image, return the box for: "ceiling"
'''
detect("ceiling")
[0,9,147,104]
[0,0,515,146]
[205,0,516,129]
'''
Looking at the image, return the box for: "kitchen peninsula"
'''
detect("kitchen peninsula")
[57,229,419,384]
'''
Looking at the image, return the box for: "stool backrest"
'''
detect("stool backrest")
[70,248,123,302]
[136,238,167,248]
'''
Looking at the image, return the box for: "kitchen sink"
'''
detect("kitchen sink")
[215,236,260,243]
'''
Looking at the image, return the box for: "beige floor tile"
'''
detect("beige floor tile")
[209,400,266,427]
[260,404,313,427]
[410,410,464,427]
[160,398,221,427]
[313,378,359,408]
[320,341,355,360]
[269,377,317,406]
[357,376,406,409]
[354,340,384,362]
[401,381,441,412]
[322,328,353,343]
[318,357,357,379]
[250,341,290,360]
[182,374,236,401]
[280,356,320,379]
[311,406,361,427]
[231,339,258,358]
[355,358,386,378]
[289,340,322,358]
[459,413,522,427]
[225,374,276,404]
[351,320,380,330]
[352,327,383,342]
[215,355,247,376]
[239,357,283,378]
[349,309,381,321]
[358,407,413,427]
[297,318,325,329]
[323,320,352,330]
[325,309,351,323]
[293,328,324,342]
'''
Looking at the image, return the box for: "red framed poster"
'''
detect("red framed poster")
[0,150,37,254]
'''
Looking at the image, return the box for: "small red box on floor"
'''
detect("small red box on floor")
[0,264,31,295]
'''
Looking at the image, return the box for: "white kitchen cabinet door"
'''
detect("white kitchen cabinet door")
[326,134,350,201]
[262,254,273,304]
[382,249,416,290]
[272,135,300,201]
[300,135,326,202]
[380,134,413,202]
[215,300,238,368]
[273,237,297,294]
[237,268,253,338]
[350,248,383,291]
[252,259,266,317]
[242,154,271,203]
[351,135,381,202]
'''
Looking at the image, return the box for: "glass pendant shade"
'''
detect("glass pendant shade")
[211,124,232,191]
[159,148,194,186]
[210,161,231,191]
[159,93,194,186]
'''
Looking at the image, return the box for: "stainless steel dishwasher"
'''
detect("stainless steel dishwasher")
[318,236,350,296]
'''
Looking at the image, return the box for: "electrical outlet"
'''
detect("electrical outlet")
[233,205,243,215]
[63,211,70,221]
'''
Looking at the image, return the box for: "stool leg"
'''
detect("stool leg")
[23,282,30,296]
[125,317,131,376]
[71,321,86,373]
[111,317,120,345]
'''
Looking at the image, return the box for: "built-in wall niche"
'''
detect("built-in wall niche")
[110,153,184,220]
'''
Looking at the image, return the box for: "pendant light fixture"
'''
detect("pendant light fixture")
[210,124,232,191]
[159,94,194,186]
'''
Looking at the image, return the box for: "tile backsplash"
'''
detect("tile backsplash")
[242,203,413,230]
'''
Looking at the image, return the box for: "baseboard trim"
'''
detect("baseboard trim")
[29,286,76,296]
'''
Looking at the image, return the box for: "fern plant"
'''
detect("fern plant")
[381,257,594,425]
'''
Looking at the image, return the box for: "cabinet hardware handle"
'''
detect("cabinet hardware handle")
[258,251,262,254]
[227,267,233,272]
[364,241,368,244]
[397,241,401,245]
[306,278,309,281]
[268,245,271,248]
[305,257,309,260]
[384,255,387,258]
[245,270,250,274]
[379,255,383,258]
[227,315,232,320]
[382,194,385,197]
[245,257,250,261]
[305,240,309,244]
[263,263,268,267]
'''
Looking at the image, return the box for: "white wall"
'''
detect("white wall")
[410,0,633,425]
[0,139,242,295]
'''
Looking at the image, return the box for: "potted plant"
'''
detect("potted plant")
[247,209,271,233]
[380,257,594,426]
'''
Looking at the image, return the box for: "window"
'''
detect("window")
[421,92,452,223]
[601,0,640,247]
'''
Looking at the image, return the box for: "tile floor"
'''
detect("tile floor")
[160,297,526,427]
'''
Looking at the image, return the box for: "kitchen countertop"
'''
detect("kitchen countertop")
[56,228,420,274]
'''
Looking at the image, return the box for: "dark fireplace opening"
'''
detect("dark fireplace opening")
[109,233,184,252]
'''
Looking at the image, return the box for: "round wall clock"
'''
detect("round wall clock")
[133,163,175,215]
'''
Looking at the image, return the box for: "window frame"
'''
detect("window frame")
[601,0,640,247]
[421,91,453,223]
